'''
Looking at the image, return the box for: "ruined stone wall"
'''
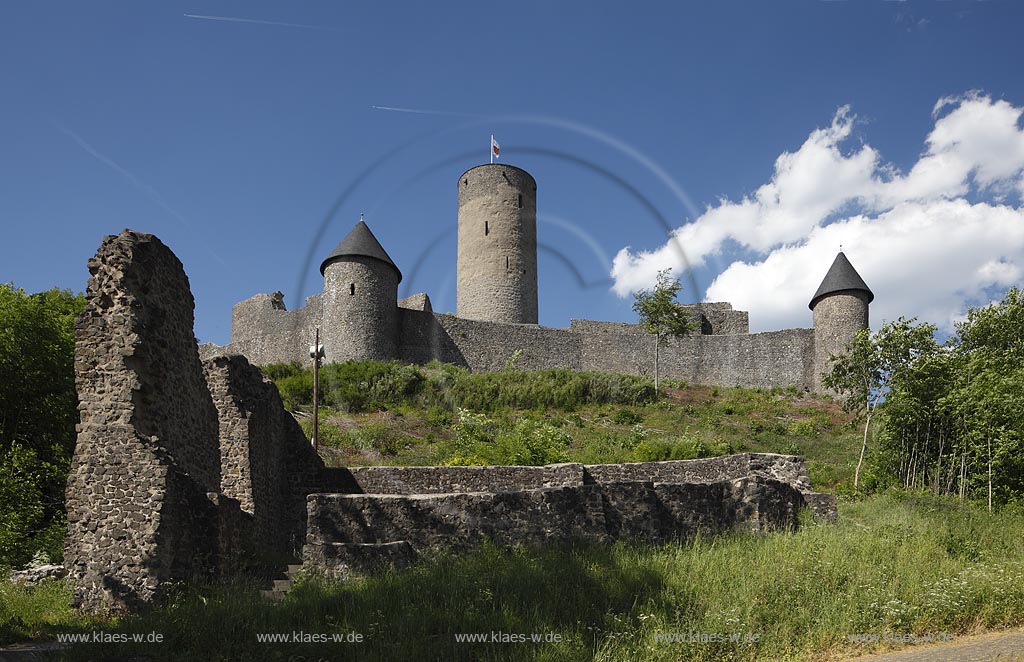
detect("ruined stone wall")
[323,463,585,495]
[203,353,326,557]
[66,230,227,611]
[304,476,806,570]
[227,292,321,366]
[318,453,835,521]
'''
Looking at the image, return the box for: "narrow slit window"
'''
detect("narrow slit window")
[349,283,355,296]
[506,256,509,270]
[518,194,523,208]
[485,221,489,236]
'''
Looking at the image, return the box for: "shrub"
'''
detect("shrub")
[612,408,643,425]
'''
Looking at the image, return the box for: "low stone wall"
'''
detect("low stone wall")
[303,476,807,573]
[326,453,814,494]
[320,453,834,519]
[324,463,585,495]
[583,454,813,494]
[304,454,836,574]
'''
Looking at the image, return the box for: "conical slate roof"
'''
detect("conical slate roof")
[808,252,873,309]
[319,220,402,282]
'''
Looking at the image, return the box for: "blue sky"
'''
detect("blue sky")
[3,1,1024,344]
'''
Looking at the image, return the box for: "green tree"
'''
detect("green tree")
[824,317,937,494]
[0,284,85,567]
[632,269,697,394]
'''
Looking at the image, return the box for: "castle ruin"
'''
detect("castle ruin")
[214,163,874,393]
[66,228,838,612]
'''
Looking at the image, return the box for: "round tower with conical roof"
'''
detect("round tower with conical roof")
[320,218,401,362]
[809,251,874,388]
[457,164,538,324]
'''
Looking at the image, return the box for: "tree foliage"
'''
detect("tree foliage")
[824,317,938,493]
[0,284,85,567]
[632,269,697,393]
[833,289,1024,507]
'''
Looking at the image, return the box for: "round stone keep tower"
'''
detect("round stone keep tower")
[456,164,538,324]
[809,251,873,388]
[320,219,401,362]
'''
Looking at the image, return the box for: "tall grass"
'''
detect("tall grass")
[10,494,1024,661]
[265,360,657,413]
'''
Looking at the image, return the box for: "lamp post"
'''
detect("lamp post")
[308,328,325,452]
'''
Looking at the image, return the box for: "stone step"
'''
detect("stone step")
[271,578,292,592]
[285,564,303,578]
[260,589,286,601]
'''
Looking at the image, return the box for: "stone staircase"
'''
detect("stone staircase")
[260,563,303,601]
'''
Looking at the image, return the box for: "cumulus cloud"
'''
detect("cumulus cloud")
[611,93,1024,332]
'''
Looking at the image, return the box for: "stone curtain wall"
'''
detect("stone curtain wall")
[226,292,322,366]
[222,294,815,391]
[578,327,817,391]
[66,230,227,611]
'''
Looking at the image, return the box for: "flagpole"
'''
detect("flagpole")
[490,134,494,164]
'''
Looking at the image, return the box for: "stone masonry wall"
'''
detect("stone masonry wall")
[227,292,321,366]
[304,475,807,571]
[202,353,326,557]
[456,164,539,324]
[66,230,228,611]
[318,453,836,521]
[220,305,816,390]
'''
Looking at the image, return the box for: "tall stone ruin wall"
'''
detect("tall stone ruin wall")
[67,230,329,611]
[66,230,226,610]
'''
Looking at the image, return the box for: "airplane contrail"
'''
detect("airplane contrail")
[371,105,481,118]
[183,13,342,33]
[52,119,231,269]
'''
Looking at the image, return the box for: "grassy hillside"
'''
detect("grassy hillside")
[4,494,1023,661]
[271,360,860,494]
[6,362,1021,661]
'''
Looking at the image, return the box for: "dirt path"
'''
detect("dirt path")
[842,627,1024,661]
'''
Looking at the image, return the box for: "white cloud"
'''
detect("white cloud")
[612,93,1024,332]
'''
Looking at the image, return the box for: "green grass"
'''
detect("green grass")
[7,363,1003,660]
[6,494,1024,661]
[279,362,860,493]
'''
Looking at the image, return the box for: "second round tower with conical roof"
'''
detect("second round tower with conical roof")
[809,251,874,386]
[320,219,401,362]
[456,164,538,324]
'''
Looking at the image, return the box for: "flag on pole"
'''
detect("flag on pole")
[491,135,500,163]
